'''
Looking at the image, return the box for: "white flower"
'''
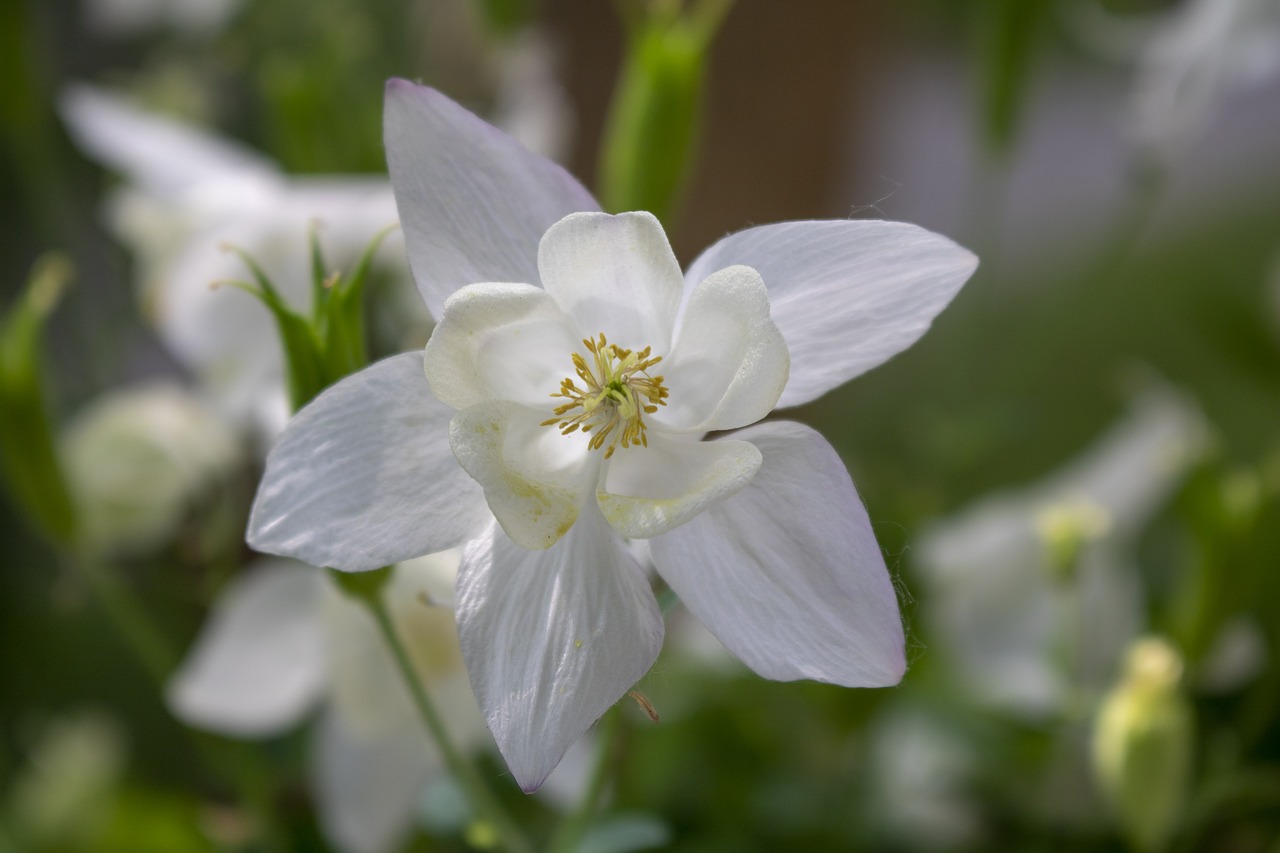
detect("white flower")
[60,384,239,554]
[1130,0,1280,160]
[914,389,1209,716]
[168,552,482,853]
[247,80,978,791]
[83,0,243,36]
[58,85,419,437]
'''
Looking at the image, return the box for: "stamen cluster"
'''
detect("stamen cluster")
[542,333,670,458]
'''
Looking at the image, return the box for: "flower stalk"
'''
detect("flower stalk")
[546,707,622,853]
[363,588,535,853]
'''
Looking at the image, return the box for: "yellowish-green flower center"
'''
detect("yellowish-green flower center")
[542,333,669,458]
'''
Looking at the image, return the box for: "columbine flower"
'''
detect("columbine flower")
[914,389,1208,716]
[58,85,418,436]
[61,384,239,555]
[248,80,978,791]
[168,552,484,853]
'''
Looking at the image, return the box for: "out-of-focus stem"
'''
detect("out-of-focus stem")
[365,594,534,853]
[546,707,621,853]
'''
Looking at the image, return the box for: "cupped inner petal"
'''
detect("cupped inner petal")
[658,264,789,433]
[537,211,683,353]
[598,431,762,539]
[424,282,582,411]
[449,400,593,550]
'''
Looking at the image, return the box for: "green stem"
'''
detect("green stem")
[365,594,534,853]
[546,707,621,853]
[73,554,176,681]
[68,551,288,852]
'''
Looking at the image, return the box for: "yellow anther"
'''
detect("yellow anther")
[544,333,669,458]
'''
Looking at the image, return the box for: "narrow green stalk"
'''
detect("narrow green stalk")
[365,595,534,853]
[546,707,621,853]
[67,551,288,852]
[73,554,176,682]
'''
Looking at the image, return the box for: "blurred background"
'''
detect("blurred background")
[2,0,1280,850]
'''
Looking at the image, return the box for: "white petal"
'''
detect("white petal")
[383,80,599,317]
[166,560,327,736]
[456,511,664,792]
[598,432,762,539]
[424,283,580,411]
[538,212,683,352]
[248,353,489,571]
[448,401,591,550]
[311,705,436,853]
[659,265,789,432]
[59,84,280,196]
[648,421,905,686]
[684,220,978,408]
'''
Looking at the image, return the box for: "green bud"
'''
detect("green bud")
[223,225,393,413]
[1033,498,1111,582]
[0,254,77,545]
[598,0,735,226]
[1092,637,1193,852]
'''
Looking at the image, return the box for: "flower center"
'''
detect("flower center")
[542,333,669,458]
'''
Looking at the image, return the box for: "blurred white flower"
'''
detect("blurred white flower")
[60,384,239,555]
[167,551,482,853]
[247,81,979,791]
[58,85,418,438]
[915,389,1209,716]
[84,0,243,36]
[491,30,575,166]
[1127,0,1280,161]
[865,706,981,850]
[5,712,126,850]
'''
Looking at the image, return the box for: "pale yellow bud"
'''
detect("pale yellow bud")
[1092,637,1193,852]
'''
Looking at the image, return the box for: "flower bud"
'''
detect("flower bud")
[598,0,733,224]
[1033,497,1112,581]
[60,385,239,555]
[1092,636,1193,852]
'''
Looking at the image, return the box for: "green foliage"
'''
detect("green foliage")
[976,0,1053,156]
[224,226,394,413]
[598,0,735,226]
[0,255,76,546]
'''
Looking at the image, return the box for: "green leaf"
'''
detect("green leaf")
[220,245,328,411]
[318,224,396,385]
[0,254,77,545]
[977,0,1051,157]
[575,813,671,853]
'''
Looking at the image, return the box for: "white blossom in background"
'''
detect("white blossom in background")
[865,706,981,850]
[1069,0,1280,162]
[491,29,575,167]
[58,85,419,438]
[60,384,239,555]
[914,389,1210,717]
[246,80,979,792]
[168,552,482,853]
[84,0,244,36]
[1131,0,1280,161]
